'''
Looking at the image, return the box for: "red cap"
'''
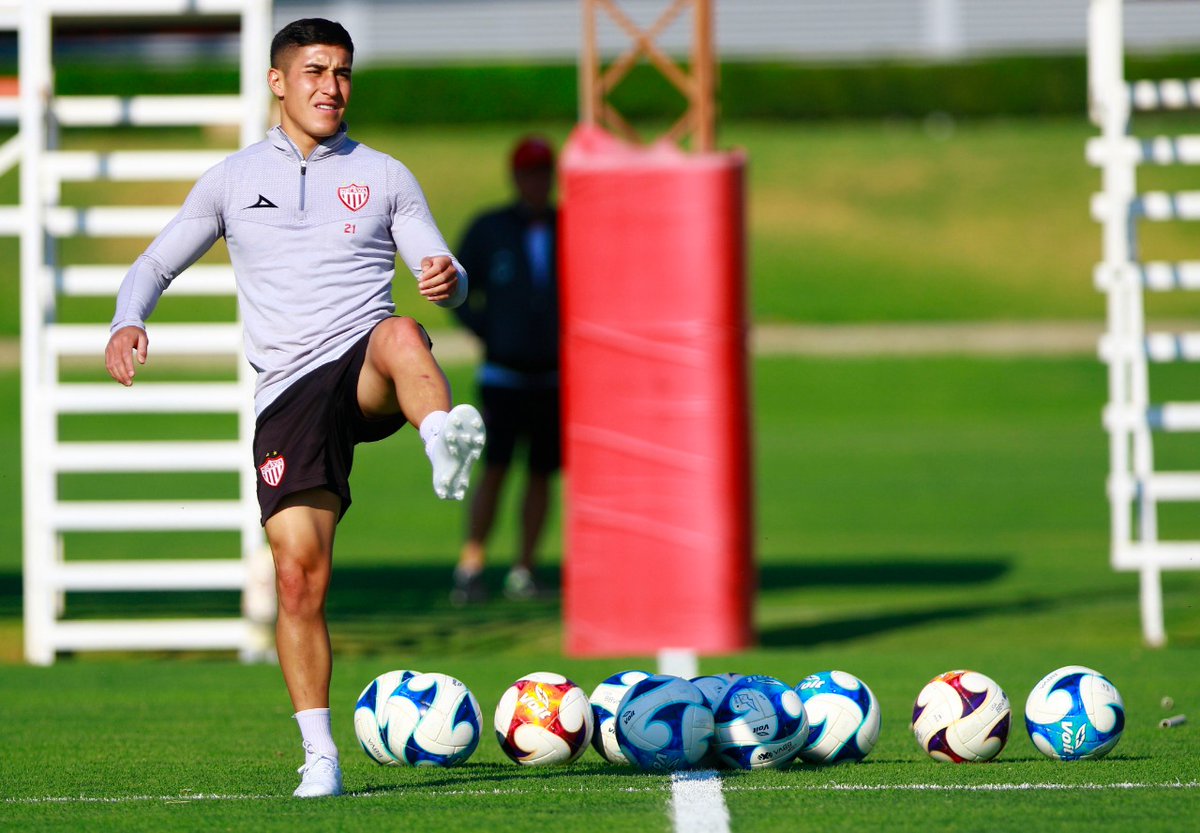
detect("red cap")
[511,136,555,171]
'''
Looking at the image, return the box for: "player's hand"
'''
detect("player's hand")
[418,255,459,303]
[105,326,148,386]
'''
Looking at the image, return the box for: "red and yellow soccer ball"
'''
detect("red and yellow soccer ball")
[494,672,594,765]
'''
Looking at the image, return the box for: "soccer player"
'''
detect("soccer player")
[450,136,561,605]
[104,18,485,798]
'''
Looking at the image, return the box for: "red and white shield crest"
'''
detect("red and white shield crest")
[337,183,370,212]
[259,454,286,488]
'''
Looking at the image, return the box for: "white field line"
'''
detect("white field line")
[671,770,731,833]
[5,779,1198,806]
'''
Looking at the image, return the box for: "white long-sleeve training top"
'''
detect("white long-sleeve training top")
[111,124,467,415]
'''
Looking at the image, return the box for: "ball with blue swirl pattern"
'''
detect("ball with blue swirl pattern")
[1024,666,1125,761]
[588,670,651,764]
[712,674,809,770]
[795,670,881,764]
[615,675,714,772]
[356,671,481,767]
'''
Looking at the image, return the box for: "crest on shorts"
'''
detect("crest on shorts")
[259,453,286,488]
[337,183,370,212]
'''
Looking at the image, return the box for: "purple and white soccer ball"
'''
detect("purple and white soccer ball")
[911,669,1011,763]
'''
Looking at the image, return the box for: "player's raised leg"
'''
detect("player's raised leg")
[357,317,484,500]
[265,488,344,798]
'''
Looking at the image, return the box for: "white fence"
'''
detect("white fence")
[1089,0,1200,647]
[13,0,275,665]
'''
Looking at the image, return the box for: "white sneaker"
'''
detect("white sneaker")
[429,404,485,501]
[293,755,343,798]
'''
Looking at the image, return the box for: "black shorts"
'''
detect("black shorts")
[480,384,561,474]
[253,324,409,524]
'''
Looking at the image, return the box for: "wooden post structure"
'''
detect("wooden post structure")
[580,0,715,151]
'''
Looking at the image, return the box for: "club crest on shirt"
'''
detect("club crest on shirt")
[259,452,286,488]
[337,183,370,212]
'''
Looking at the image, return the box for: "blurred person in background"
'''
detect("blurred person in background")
[450,136,561,605]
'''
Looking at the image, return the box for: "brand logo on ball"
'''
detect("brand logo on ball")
[337,183,370,211]
[259,454,286,487]
[518,684,554,721]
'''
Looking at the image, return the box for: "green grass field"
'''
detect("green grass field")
[2,113,1200,829]
[1,355,1198,831]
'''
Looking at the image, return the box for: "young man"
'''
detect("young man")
[104,18,485,798]
[450,136,560,604]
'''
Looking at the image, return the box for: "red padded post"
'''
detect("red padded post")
[559,125,753,657]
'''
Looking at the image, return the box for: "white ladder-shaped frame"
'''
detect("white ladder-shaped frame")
[1088,0,1200,647]
[19,0,275,664]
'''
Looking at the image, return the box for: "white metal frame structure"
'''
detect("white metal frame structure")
[1089,0,1200,647]
[18,0,275,664]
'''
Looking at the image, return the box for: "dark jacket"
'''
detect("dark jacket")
[453,202,559,375]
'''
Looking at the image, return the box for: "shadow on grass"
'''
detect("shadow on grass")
[759,595,1051,648]
[760,557,1010,590]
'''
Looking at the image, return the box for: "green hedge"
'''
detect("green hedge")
[51,52,1200,124]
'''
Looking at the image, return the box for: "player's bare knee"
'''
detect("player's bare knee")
[273,558,328,617]
[375,316,430,355]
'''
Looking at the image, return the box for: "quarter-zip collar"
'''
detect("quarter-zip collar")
[268,122,350,163]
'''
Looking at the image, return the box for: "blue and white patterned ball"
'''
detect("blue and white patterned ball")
[712,674,808,770]
[354,669,421,765]
[368,671,482,767]
[795,670,881,764]
[1025,666,1125,761]
[615,675,714,772]
[588,670,650,764]
[690,673,743,712]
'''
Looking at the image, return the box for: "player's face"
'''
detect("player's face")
[268,43,352,156]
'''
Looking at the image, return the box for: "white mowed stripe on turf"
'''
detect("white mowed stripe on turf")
[670,770,731,833]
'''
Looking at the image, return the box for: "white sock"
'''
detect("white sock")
[295,708,338,763]
[420,410,449,454]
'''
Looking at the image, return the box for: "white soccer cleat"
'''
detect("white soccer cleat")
[293,755,343,798]
[430,404,485,501]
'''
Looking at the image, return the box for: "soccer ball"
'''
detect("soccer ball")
[615,675,714,772]
[795,670,881,764]
[354,671,482,767]
[589,670,651,764]
[712,674,808,770]
[912,669,1011,763]
[354,669,420,765]
[690,673,742,711]
[1025,666,1125,761]
[495,672,593,765]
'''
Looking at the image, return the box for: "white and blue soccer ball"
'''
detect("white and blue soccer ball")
[712,674,808,770]
[1025,666,1125,761]
[690,673,743,711]
[355,671,482,767]
[795,670,881,764]
[615,675,714,772]
[589,670,650,764]
[354,669,421,765]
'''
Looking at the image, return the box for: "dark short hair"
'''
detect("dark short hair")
[270,18,354,68]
